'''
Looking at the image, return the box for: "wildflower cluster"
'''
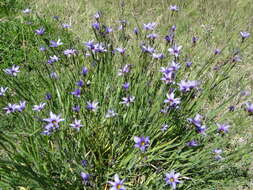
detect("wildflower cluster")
[0,4,252,190]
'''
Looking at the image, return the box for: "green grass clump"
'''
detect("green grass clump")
[0,0,253,189]
[0,0,30,17]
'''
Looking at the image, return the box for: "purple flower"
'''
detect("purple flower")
[42,112,64,134]
[39,46,47,51]
[143,22,157,31]
[118,25,124,31]
[43,112,64,126]
[86,101,99,112]
[92,22,100,30]
[85,40,95,50]
[118,64,131,76]
[53,16,59,20]
[213,65,220,71]
[72,105,80,112]
[93,43,107,53]
[118,20,127,30]
[170,25,177,32]
[164,92,181,106]
[80,172,90,184]
[228,105,235,112]
[106,26,113,33]
[109,174,126,190]
[161,72,175,84]
[160,106,169,114]
[147,33,158,40]
[22,8,31,13]
[152,53,164,59]
[81,160,88,167]
[94,12,101,20]
[81,67,89,76]
[49,39,63,47]
[105,109,118,118]
[161,124,169,131]
[26,22,33,25]
[120,96,135,106]
[165,34,174,44]
[64,49,76,57]
[165,171,181,189]
[47,55,60,64]
[169,61,181,71]
[116,48,126,54]
[71,88,81,98]
[32,102,46,112]
[214,48,221,55]
[192,36,198,44]
[133,27,139,35]
[217,123,230,134]
[141,45,155,54]
[134,136,150,151]
[35,27,45,35]
[16,101,26,112]
[106,27,113,33]
[0,87,8,96]
[232,55,241,62]
[44,93,52,100]
[213,149,222,154]
[76,80,84,87]
[160,67,172,75]
[168,45,182,57]
[48,55,59,62]
[4,65,20,76]
[62,23,71,28]
[70,119,84,131]
[184,62,192,68]
[3,103,18,114]
[187,114,203,127]
[161,62,180,72]
[169,5,179,11]
[196,125,207,134]
[50,72,58,79]
[178,80,199,92]
[122,82,130,90]
[240,90,250,97]
[240,31,250,40]
[213,149,223,160]
[245,102,253,114]
[187,140,198,147]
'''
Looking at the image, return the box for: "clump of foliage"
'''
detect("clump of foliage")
[0,2,252,190]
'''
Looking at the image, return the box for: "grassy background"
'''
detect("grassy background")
[33,0,253,91]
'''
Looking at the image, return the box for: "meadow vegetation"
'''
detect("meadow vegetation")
[0,0,253,189]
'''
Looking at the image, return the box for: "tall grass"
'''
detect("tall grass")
[0,0,253,189]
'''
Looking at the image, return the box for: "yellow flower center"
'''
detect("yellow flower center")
[170,178,175,182]
[116,184,121,189]
[141,141,145,146]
